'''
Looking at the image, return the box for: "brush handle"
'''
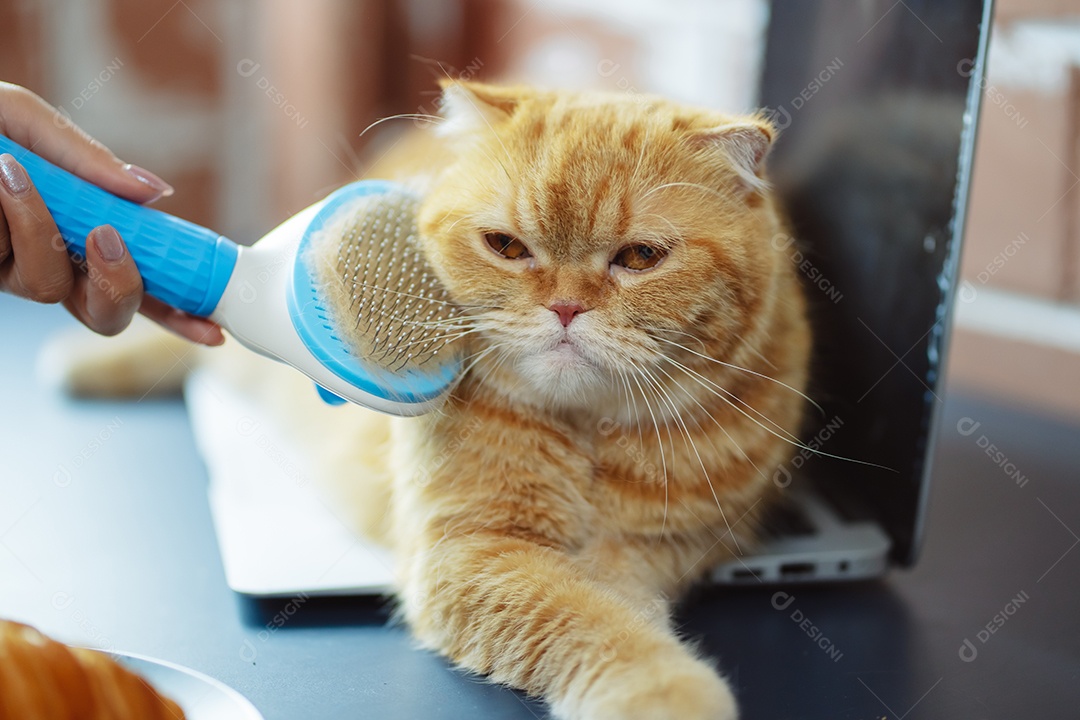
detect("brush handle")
[0,135,238,317]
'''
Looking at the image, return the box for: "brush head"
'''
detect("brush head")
[316,190,463,373]
[287,181,465,409]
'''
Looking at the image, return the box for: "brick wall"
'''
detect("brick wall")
[949,4,1080,422]
[0,0,500,242]
[0,1,44,90]
[489,0,766,111]
[3,0,1076,419]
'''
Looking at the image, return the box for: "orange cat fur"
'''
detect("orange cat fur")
[55,81,811,720]
[357,82,810,719]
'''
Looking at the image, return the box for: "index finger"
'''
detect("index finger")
[0,82,172,204]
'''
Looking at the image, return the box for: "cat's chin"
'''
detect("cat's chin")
[515,343,609,409]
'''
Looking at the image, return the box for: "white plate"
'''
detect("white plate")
[110,651,264,720]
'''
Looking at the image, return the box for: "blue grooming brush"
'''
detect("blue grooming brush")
[0,135,463,415]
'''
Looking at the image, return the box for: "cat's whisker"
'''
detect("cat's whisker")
[660,353,801,443]
[349,308,478,342]
[460,342,498,363]
[626,364,669,488]
[651,361,776,543]
[347,308,470,349]
[628,124,650,189]
[614,367,648,494]
[628,372,646,455]
[660,356,895,471]
[455,354,494,387]
[630,367,669,539]
[409,53,452,75]
[478,349,527,405]
[352,293,488,370]
[376,316,484,370]
[359,113,442,140]
[625,361,679,543]
[388,327,483,354]
[437,66,515,182]
[637,362,743,555]
[743,342,780,372]
[385,314,481,331]
[444,215,472,235]
[661,354,807,448]
[656,361,770,486]
[637,212,682,241]
[616,368,640,448]
[467,141,515,185]
[365,311,479,331]
[346,278,497,310]
[641,181,728,203]
[652,336,825,416]
[460,343,505,381]
[641,325,708,353]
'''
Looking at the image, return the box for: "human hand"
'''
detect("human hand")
[0,82,224,344]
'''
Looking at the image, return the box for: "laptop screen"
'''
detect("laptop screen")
[758,0,993,564]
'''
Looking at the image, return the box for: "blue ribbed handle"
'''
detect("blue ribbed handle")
[0,135,238,316]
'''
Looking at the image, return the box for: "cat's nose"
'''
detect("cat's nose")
[549,301,587,327]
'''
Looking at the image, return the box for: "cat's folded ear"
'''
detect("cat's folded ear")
[691,118,776,195]
[436,81,523,137]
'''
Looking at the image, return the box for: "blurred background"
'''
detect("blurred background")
[1,0,1078,422]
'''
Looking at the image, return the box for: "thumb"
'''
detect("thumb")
[0,82,173,204]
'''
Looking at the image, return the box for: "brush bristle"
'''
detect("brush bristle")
[310,190,465,377]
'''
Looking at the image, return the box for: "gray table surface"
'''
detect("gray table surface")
[2,292,1079,719]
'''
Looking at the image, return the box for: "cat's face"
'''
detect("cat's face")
[419,83,782,410]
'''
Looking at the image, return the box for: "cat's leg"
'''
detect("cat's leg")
[578,524,747,608]
[396,526,737,720]
[39,315,194,397]
[575,533,735,617]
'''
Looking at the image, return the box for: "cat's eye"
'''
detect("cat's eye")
[484,232,531,260]
[612,243,667,272]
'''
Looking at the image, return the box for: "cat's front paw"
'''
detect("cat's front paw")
[568,653,737,720]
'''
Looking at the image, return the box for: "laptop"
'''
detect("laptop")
[711,0,994,584]
[188,0,995,597]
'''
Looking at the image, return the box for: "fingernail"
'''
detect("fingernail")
[93,225,125,263]
[123,163,173,198]
[0,154,31,196]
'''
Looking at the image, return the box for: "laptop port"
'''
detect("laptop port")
[780,562,815,578]
[732,568,761,581]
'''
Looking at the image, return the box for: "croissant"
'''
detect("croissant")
[0,620,185,720]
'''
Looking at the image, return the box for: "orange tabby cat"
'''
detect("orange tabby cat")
[358,81,809,719]
[58,81,810,720]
